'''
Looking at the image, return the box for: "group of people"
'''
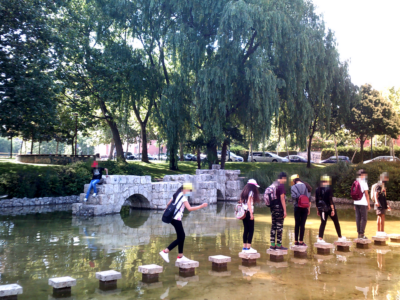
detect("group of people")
[158,168,392,263]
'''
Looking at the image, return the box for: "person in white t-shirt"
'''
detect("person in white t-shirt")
[159,183,208,263]
[354,169,371,239]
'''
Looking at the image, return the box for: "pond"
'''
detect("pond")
[1,203,400,299]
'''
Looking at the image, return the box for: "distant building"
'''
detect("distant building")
[94,140,167,158]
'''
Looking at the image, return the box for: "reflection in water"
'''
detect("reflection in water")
[0,203,400,299]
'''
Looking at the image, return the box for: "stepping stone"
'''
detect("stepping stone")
[0,284,23,300]
[354,238,372,249]
[266,260,288,269]
[175,260,199,277]
[267,248,287,262]
[372,236,389,246]
[334,240,353,252]
[95,270,122,291]
[138,264,163,283]
[208,255,231,271]
[314,242,334,255]
[238,265,260,277]
[389,234,400,243]
[208,270,231,277]
[290,245,308,258]
[238,252,260,266]
[48,277,76,298]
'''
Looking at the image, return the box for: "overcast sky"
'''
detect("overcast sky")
[312,0,400,91]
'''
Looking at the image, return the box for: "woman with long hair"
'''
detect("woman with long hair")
[240,179,261,253]
[372,172,391,235]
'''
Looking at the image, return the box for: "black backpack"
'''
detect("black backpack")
[316,188,330,212]
[162,194,184,224]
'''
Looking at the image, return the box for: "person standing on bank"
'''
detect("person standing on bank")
[269,172,288,250]
[316,175,346,243]
[240,179,261,253]
[372,172,391,235]
[291,174,312,246]
[159,183,208,263]
[351,169,370,239]
[84,161,108,202]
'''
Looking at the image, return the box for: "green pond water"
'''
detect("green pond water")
[1,203,400,300]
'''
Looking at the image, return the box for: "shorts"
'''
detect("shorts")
[376,208,386,215]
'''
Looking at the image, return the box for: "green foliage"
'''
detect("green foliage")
[0,138,22,154]
[321,146,400,163]
[0,161,143,199]
[334,162,400,201]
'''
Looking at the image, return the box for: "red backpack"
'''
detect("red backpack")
[294,185,310,208]
[351,180,364,200]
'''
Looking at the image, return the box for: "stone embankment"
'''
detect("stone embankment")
[0,196,79,208]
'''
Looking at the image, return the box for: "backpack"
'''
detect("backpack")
[294,185,310,208]
[235,202,247,220]
[316,188,329,212]
[264,182,278,207]
[162,194,184,224]
[351,180,364,200]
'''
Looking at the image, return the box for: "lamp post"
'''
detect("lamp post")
[72,113,78,155]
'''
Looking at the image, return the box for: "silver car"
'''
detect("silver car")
[248,152,289,163]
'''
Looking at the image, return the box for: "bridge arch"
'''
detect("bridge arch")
[217,189,225,201]
[125,194,151,209]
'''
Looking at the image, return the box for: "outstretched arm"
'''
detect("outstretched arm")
[184,201,208,211]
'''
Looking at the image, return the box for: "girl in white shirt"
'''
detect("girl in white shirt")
[159,183,208,263]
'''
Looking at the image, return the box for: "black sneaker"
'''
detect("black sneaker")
[269,245,276,250]
[299,242,307,247]
[276,245,288,250]
[295,241,299,246]
[362,235,368,240]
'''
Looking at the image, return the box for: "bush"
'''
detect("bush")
[0,160,144,199]
[321,146,400,163]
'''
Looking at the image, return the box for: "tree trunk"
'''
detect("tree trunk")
[140,123,149,163]
[334,135,339,162]
[285,136,289,157]
[39,140,42,155]
[108,141,115,160]
[31,134,34,155]
[126,140,129,153]
[107,120,125,162]
[71,140,74,156]
[197,146,201,169]
[206,142,218,169]
[169,145,178,170]
[179,142,184,161]
[360,134,365,163]
[307,120,317,168]
[370,136,373,159]
[10,137,13,158]
[250,141,253,162]
[221,139,228,169]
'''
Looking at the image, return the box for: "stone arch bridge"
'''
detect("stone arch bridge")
[72,165,243,216]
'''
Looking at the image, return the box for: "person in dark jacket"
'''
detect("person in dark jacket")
[372,172,391,235]
[315,175,346,243]
[84,161,108,202]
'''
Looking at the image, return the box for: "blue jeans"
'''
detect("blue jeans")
[85,179,100,199]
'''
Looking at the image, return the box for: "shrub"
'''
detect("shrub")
[0,161,144,199]
[321,146,400,163]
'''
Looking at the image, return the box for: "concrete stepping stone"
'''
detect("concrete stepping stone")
[238,252,260,266]
[372,236,389,246]
[314,242,334,255]
[290,245,308,258]
[354,238,372,249]
[267,248,287,262]
[48,277,76,298]
[95,270,122,291]
[138,264,163,283]
[334,240,353,252]
[175,260,199,277]
[389,234,400,243]
[208,255,231,271]
[0,284,23,300]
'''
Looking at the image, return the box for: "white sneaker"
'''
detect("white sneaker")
[317,239,326,244]
[338,237,347,242]
[249,247,258,253]
[377,231,387,237]
[84,198,87,202]
[244,248,257,254]
[159,251,169,263]
[93,193,97,197]
[176,255,190,262]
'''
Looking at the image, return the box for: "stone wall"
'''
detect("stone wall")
[0,196,79,208]
[0,204,74,216]
[16,154,96,165]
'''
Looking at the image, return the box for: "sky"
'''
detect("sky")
[312,0,400,91]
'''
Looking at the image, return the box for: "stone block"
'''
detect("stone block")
[48,277,76,289]
[138,264,163,274]
[238,252,260,265]
[334,241,352,252]
[290,245,308,252]
[212,164,221,170]
[140,177,147,184]
[0,284,23,297]
[314,242,334,249]
[175,260,199,269]
[354,238,372,249]
[372,236,389,246]
[267,249,287,262]
[95,270,122,282]
[208,255,231,264]
[389,234,400,243]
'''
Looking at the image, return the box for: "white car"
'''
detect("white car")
[248,152,289,163]
[217,150,244,162]
[364,156,400,164]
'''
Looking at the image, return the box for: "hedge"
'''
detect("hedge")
[0,160,143,199]
[321,146,400,163]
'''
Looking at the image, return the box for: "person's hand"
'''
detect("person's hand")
[317,210,320,216]
[283,211,287,218]
[331,210,335,217]
[307,209,310,216]
[368,205,371,211]
[250,213,254,220]
[354,206,356,210]
[202,203,208,208]
[376,203,380,207]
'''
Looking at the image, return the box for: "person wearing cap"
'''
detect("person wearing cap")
[239,179,261,254]
[315,175,346,243]
[159,183,208,263]
[291,174,312,246]
[84,161,108,202]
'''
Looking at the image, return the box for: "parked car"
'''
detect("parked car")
[126,154,137,160]
[159,153,168,160]
[217,150,244,162]
[364,156,400,164]
[320,156,351,164]
[184,154,196,161]
[248,152,289,163]
[284,155,314,163]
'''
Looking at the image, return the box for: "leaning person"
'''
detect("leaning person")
[291,174,311,246]
[240,179,261,253]
[372,172,391,235]
[159,183,208,263]
[269,172,288,250]
[84,161,108,202]
[316,175,346,243]
[351,169,370,239]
